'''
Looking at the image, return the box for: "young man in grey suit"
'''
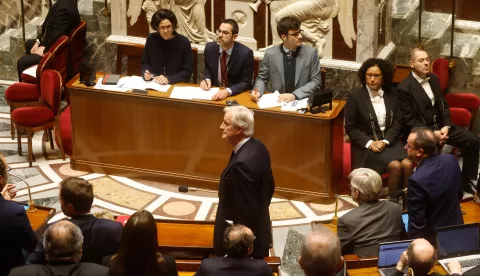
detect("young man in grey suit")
[251,16,322,102]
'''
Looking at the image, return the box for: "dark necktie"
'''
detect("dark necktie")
[221,51,228,87]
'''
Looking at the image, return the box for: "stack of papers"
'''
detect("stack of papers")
[280,98,309,111]
[170,86,219,100]
[94,78,129,92]
[117,76,170,92]
[257,91,284,109]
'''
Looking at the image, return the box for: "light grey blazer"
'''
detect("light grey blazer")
[253,44,322,100]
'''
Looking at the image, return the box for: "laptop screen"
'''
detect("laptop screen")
[402,213,409,232]
[378,241,412,268]
[437,223,480,258]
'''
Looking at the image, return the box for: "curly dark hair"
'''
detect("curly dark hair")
[357,58,394,92]
[150,9,177,31]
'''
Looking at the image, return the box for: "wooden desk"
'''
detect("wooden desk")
[67,74,345,203]
[24,204,56,239]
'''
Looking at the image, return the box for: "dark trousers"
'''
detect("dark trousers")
[446,126,480,191]
[16,39,42,81]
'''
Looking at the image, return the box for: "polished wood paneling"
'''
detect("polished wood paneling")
[126,0,149,38]
[456,0,480,21]
[25,204,56,240]
[253,2,267,49]
[332,0,357,61]
[68,74,345,203]
[424,0,452,14]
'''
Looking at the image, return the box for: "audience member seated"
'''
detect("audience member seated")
[141,9,193,85]
[200,18,254,101]
[195,224,273,276]
[103,210,178,276]
[398,47,480,194]
[251,16,321,103]
[17,0,80,81]
[345,58,413,201]
[299,225,343,276]
[0,155,37,276]
[393,238,461,276]
[28,177,123,264]
[337,168,406,257]
[405,128,463,245]
[93,210,115,220]
[9,221,109,276]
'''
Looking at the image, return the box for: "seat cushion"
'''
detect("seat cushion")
[4,83,39,102]
[59,106,72,156]
[12,106,55,127]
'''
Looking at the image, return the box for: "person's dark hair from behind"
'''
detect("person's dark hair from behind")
[223,224,255,258]
[59,177,94,213]
[357,58,394,92]
[150,9,178,31]
[276,16,301,37]
[109,210,166,276]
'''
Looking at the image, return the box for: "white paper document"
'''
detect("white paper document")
[22,65,38,78]
[257,91,284,109]
[117,76,170,92]
[280,98,309,111]
[169,86,219,100]
[94,78,129,92]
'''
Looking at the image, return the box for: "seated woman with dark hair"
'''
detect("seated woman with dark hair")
[141,9,193,84]
[345,58,413,201]
[104,210,178,276]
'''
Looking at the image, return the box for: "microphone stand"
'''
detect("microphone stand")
[8,173,37,213]
[330,195,351,228]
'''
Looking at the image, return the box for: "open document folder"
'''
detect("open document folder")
[117,76,170,92]
[170,86,219,100]
[256,91,309,111]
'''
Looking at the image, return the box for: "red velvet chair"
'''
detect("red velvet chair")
[21,36,70,85]
[5,52,53,139]
[12,70,63,166]
[68,20,87,78]
[55,105,72,159]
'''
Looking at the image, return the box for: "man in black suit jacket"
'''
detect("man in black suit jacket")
[28,177,123,264]
[398,48,480,194]
[405,128,464,245]
[0,155,37,276]
[200,19,253,101]
[337,168,406,257]
[214,106,275,259]
[196,225,273,276]
[10,220,108,276]
[17,0,80,81]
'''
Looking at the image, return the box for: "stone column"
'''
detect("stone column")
[226,0,258,50]
[111,0,127,35]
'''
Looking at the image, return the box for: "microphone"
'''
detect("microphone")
[330,195,352,228]
[178,185,216,193]
[8,172,37,212]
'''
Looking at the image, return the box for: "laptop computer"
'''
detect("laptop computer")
[377,240,413,276]
[437,223,480,273]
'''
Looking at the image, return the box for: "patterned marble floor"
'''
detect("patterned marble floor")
[0,85,356,231]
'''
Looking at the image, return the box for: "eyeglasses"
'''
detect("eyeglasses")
[216,29,232,36]
[287,30,303,37]
[158,25,173,31]
[366,73,382,79]
[405,143,415,150]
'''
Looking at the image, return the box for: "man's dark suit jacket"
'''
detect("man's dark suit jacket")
[408,154,463,244]
[0,195,38,276]
[203,41,254,95]
[195,257,273,276]
[397,72,451,132]
[28,214,123,264]
[345,86,405,169]
[39,0,80,52]
[337,200,406,257]
[214,138,275,259]
[9,263,108,276]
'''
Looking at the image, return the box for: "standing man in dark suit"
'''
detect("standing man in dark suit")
[10,221,109,276]
[337,168,406,257]
[398,47,480,194]
[196,225,273,276]
[405,128,463,245]
[0,155,37,276]
[251,16,321,102]
[16,0,80,81]
[214,105,275,259]
[200,19,254,101]
[28,177,123,265]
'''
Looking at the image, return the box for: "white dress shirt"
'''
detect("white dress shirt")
[365,86,389,148]
[412,71,434,106]
[234,137,251,153]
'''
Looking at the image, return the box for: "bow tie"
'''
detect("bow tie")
[371,90,384,98]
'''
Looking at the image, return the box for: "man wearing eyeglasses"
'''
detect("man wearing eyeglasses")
[251,16,321,103]
[200,19,254,101]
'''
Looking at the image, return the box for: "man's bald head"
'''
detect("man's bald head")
[407,239,436,275]
[299,226,342,276]
[223,224,255,258]
[43,220,84,263]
